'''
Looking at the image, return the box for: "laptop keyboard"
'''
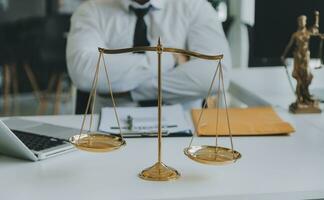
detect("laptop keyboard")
[12,130,67,151]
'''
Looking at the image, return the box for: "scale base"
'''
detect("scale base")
[139,162,180,181]
[289,101,321,114]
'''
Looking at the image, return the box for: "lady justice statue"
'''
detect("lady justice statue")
[281,11,323,113]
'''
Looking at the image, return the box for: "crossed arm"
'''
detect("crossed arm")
[67,1,231,103]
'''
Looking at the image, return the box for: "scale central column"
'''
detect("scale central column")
[157,39,162,164]
[138,38,180,181]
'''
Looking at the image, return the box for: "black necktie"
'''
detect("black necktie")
[130,6,158,107]
[130,6,151,50]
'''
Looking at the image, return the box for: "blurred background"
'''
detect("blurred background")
[0,0,323,116]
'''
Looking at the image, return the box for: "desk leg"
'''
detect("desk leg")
[2,64,11,115]
[22,63,46,115]
[54,73,64,115]
[11,64,19,114]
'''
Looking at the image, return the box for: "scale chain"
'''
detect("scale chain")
[188,61,220,148]
[102,54,124,139]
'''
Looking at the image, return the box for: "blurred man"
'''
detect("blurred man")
[67,0,231,110]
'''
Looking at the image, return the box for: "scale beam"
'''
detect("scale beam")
[70,39,241,182]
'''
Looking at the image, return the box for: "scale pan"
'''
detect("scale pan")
[69,132,126,153]
[184,145,241,165]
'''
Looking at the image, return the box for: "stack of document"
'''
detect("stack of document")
[191,107,295,136]
[98,104,192,137]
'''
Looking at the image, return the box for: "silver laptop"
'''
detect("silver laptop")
[0,118,80,161]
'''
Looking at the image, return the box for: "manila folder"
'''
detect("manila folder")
[191,107,295,136]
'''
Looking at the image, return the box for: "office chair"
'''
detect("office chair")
[227,0,255,68]
[33,14,71,114]
[18,17,48,113]
[0,18,53,115]
[0,22,18,115]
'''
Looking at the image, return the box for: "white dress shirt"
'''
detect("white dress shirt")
[67,0,232,108]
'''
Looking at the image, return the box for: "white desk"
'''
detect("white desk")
[1,67,324,200]
[231,66,324,110]
[231,66,324,132]
[1,114,324,199]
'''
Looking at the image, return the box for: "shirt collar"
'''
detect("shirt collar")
[120,0,164,12]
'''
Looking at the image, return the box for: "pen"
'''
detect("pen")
[110,125,178,130]
[120,130,170,137]
[126,115,133,130]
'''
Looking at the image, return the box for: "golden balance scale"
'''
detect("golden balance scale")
[69,39,241,181]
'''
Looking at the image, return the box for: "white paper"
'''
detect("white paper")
[98,104,190,135]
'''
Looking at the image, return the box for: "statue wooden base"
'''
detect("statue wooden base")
[289,101,322,114]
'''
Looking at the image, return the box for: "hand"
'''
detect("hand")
[173,53,189,65]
